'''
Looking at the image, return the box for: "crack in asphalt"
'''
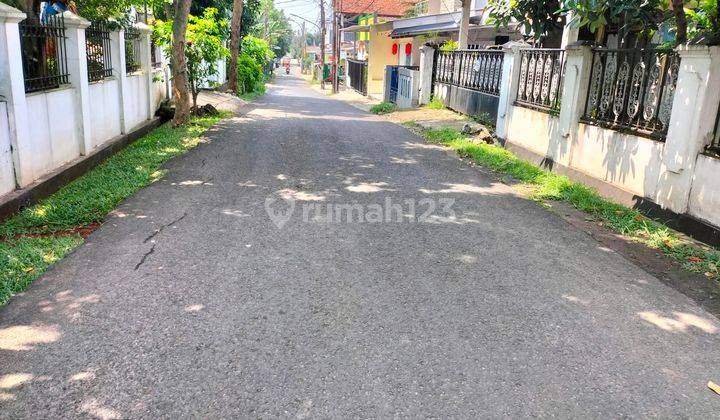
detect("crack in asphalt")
[136,212,188,270]
[143,211,188,244]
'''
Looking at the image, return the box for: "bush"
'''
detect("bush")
[236,53,263,95]
[427,97,445,110]
[370,102,396,115]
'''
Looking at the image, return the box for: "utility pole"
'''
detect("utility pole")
[301,21,307,73]
[332,0,340,93]
[458,0,471,49]
[319,0,327,89]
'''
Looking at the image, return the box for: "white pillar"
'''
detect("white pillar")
[0,4,31,187]
[418,45,435,105]
[457,0,471,49]
[557,44,592,143]
[495,41,528,140]
[62,12,92,155]
[560,12,579,49]
[655,45,720,213]
[135,22,154,119]
[110,28,128,133]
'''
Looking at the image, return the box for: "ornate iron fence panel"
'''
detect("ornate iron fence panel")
[514,49,566,113]
[86,22,113,83]
[124,27,141,74]
[19,15,69,93]
[433,50,504,96]
[346,58,367,96]
[582,48,680,140]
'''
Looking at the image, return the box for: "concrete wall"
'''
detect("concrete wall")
[0,6,173,197]
[26,88,82,178]
[151,69,167,111]
[0,101,14,195]
[688,155,720,228]
[88,78,122,150]
[497,44,720,238]
[125,74,150,130]
[573,123,664,199]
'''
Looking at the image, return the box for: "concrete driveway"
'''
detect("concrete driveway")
[1,73,719,418]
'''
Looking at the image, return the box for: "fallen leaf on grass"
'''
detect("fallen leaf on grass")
[687,256,703,263]
[22,267,34,273]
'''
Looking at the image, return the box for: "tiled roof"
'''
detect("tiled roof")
[339,0,418,17]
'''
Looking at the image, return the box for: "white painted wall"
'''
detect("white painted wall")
[88,78,122,149]
[505,106,562,162]
[25,88,82,178]
[125,74,150,130]
[688,155,720,228]
[573,123,664,198]
[0,102,15,195]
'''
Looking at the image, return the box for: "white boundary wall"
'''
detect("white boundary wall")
[496,42,720,230]
[0,4,169,195]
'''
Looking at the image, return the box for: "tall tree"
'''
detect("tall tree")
[672,0,688,44]
[171,0,192,126]
[228,0,244,93]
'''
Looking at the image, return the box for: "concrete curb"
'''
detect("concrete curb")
[0,117,163,222]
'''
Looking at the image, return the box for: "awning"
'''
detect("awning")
[390,21,459,38]
[341,24,371,33]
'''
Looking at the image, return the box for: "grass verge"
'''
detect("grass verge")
[370,102,397,115]
[0,112,229,305]
[407,123,720,280]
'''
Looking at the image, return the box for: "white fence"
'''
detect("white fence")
[417,42,720,233]
[0,4,170,198]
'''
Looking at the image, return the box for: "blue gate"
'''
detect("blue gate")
[388,65,419,104]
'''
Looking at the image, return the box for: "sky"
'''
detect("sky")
[275,0,321,34]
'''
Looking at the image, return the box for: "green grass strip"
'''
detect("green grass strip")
[0,113,229,305]
[409,123,720,280]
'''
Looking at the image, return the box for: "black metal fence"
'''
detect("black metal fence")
[19,15,69,93]
[582,48,680,140]
[434,49,504,96]
[346,58,367,96]
[151,39,162,68]
[86,22,113,82]
[124,27,141,74]
[515,49,566,113]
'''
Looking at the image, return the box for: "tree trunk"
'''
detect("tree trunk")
[319,0,326,89]
[228,0,244,93]
[672,0,687,45]
[171,0,192,126]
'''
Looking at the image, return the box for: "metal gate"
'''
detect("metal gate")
[346,58,368,96]
[388,65,419,104]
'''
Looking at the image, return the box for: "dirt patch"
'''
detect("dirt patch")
[10,222,102,240]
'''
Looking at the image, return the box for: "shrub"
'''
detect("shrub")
[427,97,445,110]
[236,53,263,95]
[370,102,396,115]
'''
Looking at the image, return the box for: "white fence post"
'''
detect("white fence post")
[110,28,128,134]
[62,12,92,155]
[418,45,434,105]
[557,44,593,142]
[495,41,528,140]
[135,22,154,119]
[655,45,720,213]
[0,4,30,187]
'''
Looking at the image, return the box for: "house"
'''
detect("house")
[341,0,521,99]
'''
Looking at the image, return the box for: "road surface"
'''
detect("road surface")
[1,72,719,417]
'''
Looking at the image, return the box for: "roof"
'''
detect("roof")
[339,0,417,17]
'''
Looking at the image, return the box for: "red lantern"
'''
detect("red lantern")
[392,43,398,55]
[405,43,412,55]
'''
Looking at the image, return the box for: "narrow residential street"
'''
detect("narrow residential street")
[1,73,719,417]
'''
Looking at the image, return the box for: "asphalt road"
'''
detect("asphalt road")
[1,73,720,418]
